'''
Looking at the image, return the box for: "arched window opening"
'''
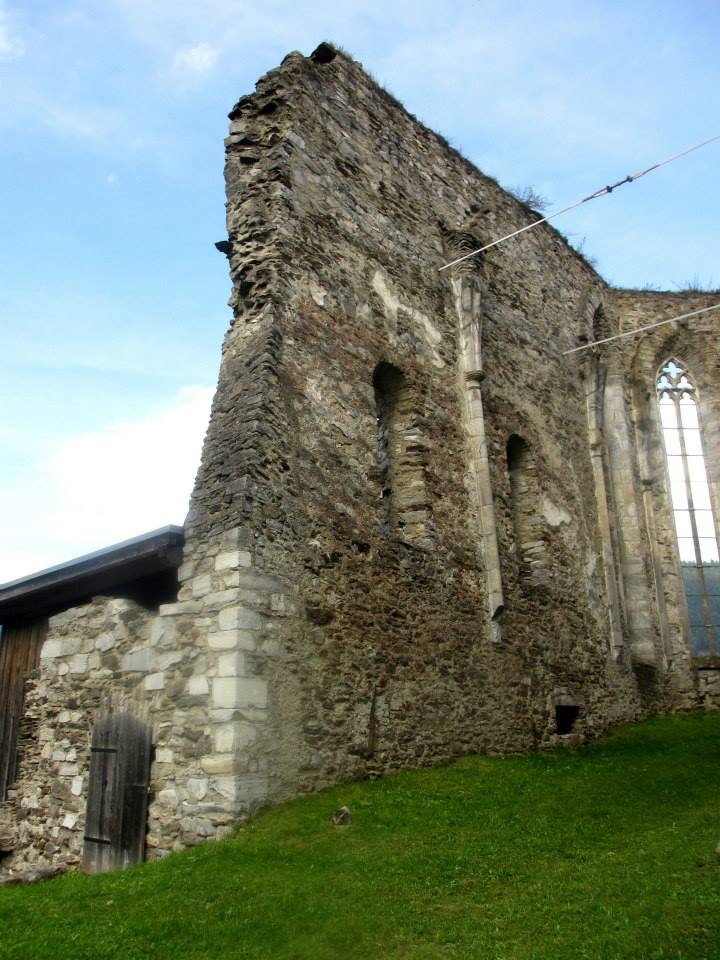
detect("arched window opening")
[373,362,404,513]
[657,358,720,655]
[507,435,549,588]
[373,362,431,544]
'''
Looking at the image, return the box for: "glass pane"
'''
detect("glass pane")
[680,398,699,429]
[682,565,702,595]
[699,538,720,563]
[659,400,678,428]
[662,428,681,455]
[674,510,692,538]
[683,429,703,455]
[690,481,711,510]
[695,511,716,538]
[692,624,710,655]
[678,376,694,393]
[678,538,697,562]
[703,565,720,594]
[670,482,689,509]
[708,593,720,626]
[687,593,706,626]
[667,456,685,482]
[656,369,720,656]
[687,457,708,483]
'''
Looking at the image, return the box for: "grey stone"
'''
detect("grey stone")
[121,647,153,672]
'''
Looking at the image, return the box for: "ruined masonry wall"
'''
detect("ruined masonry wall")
[205,43,648,794]
[6,46,717,875]
[612,290,720,706]
[150,527,298,848]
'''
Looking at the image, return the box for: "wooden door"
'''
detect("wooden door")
[83,713,152,873]
[0,620,47,799]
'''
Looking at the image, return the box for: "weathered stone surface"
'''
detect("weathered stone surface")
[39,640,63,660]
[0,806,16,853]
[0,864,68,886]
[121,647,153,672]
[3,44,719,879]
[211,677,267,710]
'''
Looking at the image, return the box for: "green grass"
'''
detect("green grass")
[2,713,720,959]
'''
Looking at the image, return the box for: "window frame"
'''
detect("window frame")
[656,357,720,656]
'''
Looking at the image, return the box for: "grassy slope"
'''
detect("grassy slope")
[1,713,719,960]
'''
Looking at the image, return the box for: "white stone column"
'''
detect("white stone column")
[603,365,659,666]
[454,275,504,626]
[585,357,626,661]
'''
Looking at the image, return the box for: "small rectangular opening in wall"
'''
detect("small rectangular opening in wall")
[554,705,580,735]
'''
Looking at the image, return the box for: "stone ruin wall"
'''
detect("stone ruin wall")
[611,290,720,707]
[4,45,718,875]
[191,42,650,798]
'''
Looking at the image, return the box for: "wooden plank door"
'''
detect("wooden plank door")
[83,713,152,873]
[0,620,47,799]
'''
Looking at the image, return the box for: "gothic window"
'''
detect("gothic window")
[657,358,720,655]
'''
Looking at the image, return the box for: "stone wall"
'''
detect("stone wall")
[149,525,299,850]
[204,41,647,787]
[6,598,154,871]
[613,290,720,706]
[3,528,300,874]
[3,44,718,875]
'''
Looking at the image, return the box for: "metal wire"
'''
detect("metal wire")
[563,302,720,356]
[439,133,720,272]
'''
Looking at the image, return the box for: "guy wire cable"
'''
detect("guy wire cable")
[563,302,720,355]
[439,132,720,272]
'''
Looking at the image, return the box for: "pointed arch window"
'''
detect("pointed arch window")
[657,358,720,655]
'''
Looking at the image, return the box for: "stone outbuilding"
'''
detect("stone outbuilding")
[1,43,719,875]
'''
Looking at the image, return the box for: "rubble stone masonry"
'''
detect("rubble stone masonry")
[3,44,719,874]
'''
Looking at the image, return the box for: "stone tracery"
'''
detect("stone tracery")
[657,358,720,654]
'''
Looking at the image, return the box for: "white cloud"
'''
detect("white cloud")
[0,6,24,60]
[43,104,115,140]
[171,41,219,83]
[0,385,214,582]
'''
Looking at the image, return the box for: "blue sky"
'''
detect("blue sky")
[1,0,719,581]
